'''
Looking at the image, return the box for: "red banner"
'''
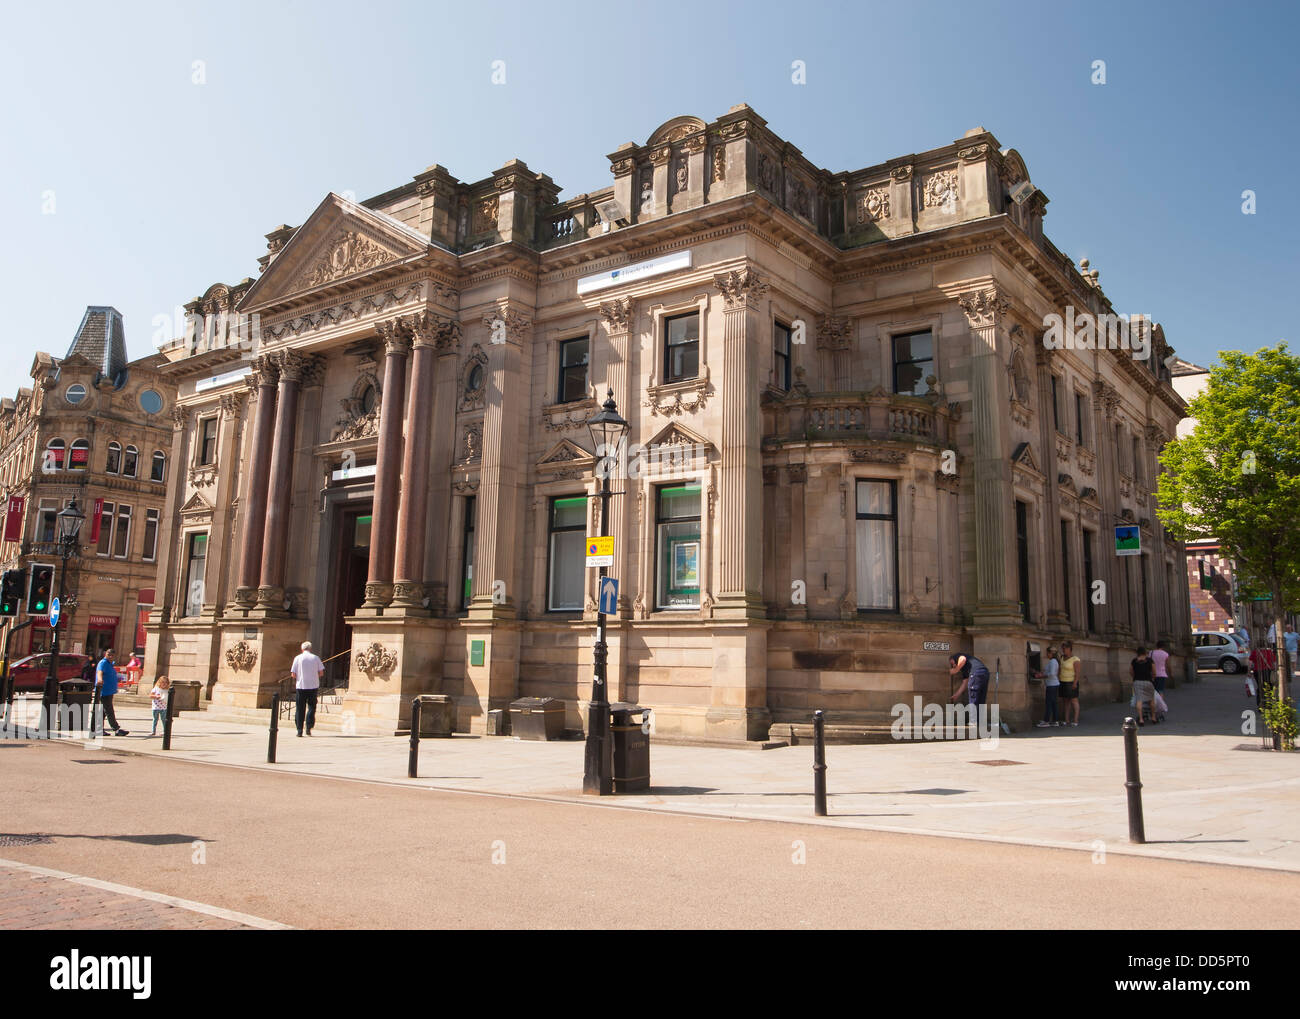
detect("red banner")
[90,497,104,543]
[3,495,23,543]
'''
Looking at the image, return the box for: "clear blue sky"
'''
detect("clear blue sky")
[1,0,1294,371]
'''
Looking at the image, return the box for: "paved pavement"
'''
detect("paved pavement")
[4,671,1296,872]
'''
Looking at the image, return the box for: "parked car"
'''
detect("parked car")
[1192,631,1249,674]
[5,653,91,692]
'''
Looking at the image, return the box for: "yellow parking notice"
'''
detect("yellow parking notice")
[585,535,614,567]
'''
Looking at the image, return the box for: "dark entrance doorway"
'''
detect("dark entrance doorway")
[327,507,371,687]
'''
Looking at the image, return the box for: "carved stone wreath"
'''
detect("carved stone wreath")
[224,641,258,672]
[354,642,397,675]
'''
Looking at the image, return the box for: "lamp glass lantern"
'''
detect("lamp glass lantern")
[57,499,85,546]
[586,389,629,476]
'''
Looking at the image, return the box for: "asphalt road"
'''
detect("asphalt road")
[1,737,1294,929]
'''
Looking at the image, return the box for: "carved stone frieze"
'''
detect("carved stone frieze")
[459,422,483,462]
[817,316,853,351]
[354,641,397,675]
[856,187,890,223]
[224,641,258,671]
[458,344,489,412]
[645,378,712,416]
[711,148,726,182]
[293,231,396,290]
[923,169,959,209]
[262,283,423,342]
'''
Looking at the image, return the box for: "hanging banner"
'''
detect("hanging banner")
[3,495,24,542]
[90,497,105,543]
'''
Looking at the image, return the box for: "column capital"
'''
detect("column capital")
[957,287,1011,329]
[376,318,413,355]
[273,349,310,383]
[598,298,634,334]
[247,354,280,389]
[714,267,769,308]
[480,303,532,346]
[219,390,246,416]
[408,311,460,351]
[171,405,189,431]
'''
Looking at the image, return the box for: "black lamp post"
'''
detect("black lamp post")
[583,389,628,796]
[39,499,84,731]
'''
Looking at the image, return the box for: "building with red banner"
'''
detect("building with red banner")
[0,307,174,663]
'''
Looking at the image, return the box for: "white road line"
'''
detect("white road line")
[0,857,293,930]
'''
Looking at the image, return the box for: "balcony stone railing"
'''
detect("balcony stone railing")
[538,191,612,248]
[762,389,956,447]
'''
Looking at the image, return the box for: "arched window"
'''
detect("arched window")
[106,442,121,474]
[69,438,89,471]
[44,438,65,472]
[360,384,377,415]
[123,445,138,478]
[150,451,166,483]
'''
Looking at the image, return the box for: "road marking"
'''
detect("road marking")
[0,857,293,930]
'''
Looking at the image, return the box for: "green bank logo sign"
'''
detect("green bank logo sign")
[576,251,692,295]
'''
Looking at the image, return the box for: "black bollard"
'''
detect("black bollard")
[408,697,422,778]
[813,708,828,817]
[88,685,101,740]
[162,687,175,751]
[1123,717,1145,843]
[268,692,279,764]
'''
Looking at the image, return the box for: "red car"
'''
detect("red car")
[5,653,91,692]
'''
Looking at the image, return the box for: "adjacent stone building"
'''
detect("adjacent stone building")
[0,307,174,661]
[145,104,1191,739]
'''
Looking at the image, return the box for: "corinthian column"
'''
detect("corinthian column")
[257,350,306,608]
[959,287,1022,624]
[236,356,278,605]
[391,313,447,609]
[364,318,411,608]
[714,267,768,617]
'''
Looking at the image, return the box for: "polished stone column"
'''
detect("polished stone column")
[714,267,768,617]
[257,350,306,608]
[959,287,1022,625]
[206,389,246,612]
[391,314,444,609]
[235,357,278,604]
[423,324,461,615]
[364,319,411,608]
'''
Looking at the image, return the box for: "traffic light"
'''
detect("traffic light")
[0,569,24,616]
[27,563,53,615]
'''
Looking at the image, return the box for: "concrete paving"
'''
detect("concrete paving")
[5,670,1297,872]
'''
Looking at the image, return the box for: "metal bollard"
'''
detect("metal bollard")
[268,692,279,764]
[408,697,422,778]
[813,708,828,817]
[88,685,101,739]
[162,687,175,751]
[1123,717,1145,843]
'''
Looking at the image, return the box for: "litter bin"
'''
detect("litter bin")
[510,697,564,741]
[610,702,650,793]
[58,680,94,733]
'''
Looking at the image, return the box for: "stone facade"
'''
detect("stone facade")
[146,105,1191,739]
[0,307,174,661]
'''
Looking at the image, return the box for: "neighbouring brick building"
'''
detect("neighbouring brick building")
[0,307,174,662]
[145,104,1190,739]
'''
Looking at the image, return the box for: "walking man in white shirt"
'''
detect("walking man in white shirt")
[290,641,324,737]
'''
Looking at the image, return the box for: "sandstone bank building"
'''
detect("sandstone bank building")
[147,105,1190,739]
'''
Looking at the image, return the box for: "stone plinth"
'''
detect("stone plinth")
[212,618,308,710]
[340,617,449,735]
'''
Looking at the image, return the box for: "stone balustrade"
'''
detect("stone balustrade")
[763,390,954,447]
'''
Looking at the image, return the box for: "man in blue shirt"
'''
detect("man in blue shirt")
[95,649,129,736]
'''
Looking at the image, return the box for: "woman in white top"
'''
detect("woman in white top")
[1035,645,1061,728]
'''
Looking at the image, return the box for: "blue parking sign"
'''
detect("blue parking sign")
[598,577,618,616]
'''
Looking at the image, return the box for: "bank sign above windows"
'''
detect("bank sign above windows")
[576,251,693,295]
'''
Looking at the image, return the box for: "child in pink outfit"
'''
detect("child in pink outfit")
[150,677,171,736]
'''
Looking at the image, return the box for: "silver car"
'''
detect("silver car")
[1192,631,1249,674]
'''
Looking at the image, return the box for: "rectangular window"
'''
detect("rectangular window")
[1132,436,1143,486]
[184,533,207,617]
[38,503,57,543]
[774,321,792,391]
[1060,519,1072,623]
[656,484,701,609]
[1075,393,1088,447]
[664,313,700,383]
[96,501,115,556]
[460,496,476,611]
[1016,500,1031,623]
[892,331,933,396]
[557,337,589,404]
[855,480,898,611]
[113,505,132,558]
[547,496,587,611]
[198,418,218,466]
[1051,376,1061,432]
[1083,529,1096,632]
[142,509,159,562]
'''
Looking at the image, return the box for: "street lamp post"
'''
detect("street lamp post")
[584,390,628,796]
[39,499,84,733]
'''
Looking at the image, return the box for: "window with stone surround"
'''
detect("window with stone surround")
[197,417,217,466]
[1083,528,1096,632]
[44,438,65,472]
[143,509,159,562]
[96,501,114,557]
[1074,391,1089,448]
[113,504,132,558]
[1050,375,1062,432]
[151,451,166,483]
[106,442,121,474]
[1060,518,1072,624]
[460,496,476,611]
[123,445,138,479]
[1015,500,1031,623]
[655,484,701,610]
[664,312,700,384]
[892,331,933,396]
[557,337,589,404]
[855,480,898,611]
[774,321,792,391]
[183,532,207,617]
[69,438,89,471]
[547,496,586,611]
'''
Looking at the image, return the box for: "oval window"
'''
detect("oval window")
[467,364,484,393]
[66,384,87,405]
[140,389,163,415]
[360,384,377,415]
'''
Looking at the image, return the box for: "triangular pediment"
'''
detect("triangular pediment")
[1010,441,1039,473]
[538,439,594,469]
[240,193,430,313]
[644,421,716,457]
[179,492,214,515]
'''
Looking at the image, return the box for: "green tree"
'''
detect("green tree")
[1156,344,1300,712]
